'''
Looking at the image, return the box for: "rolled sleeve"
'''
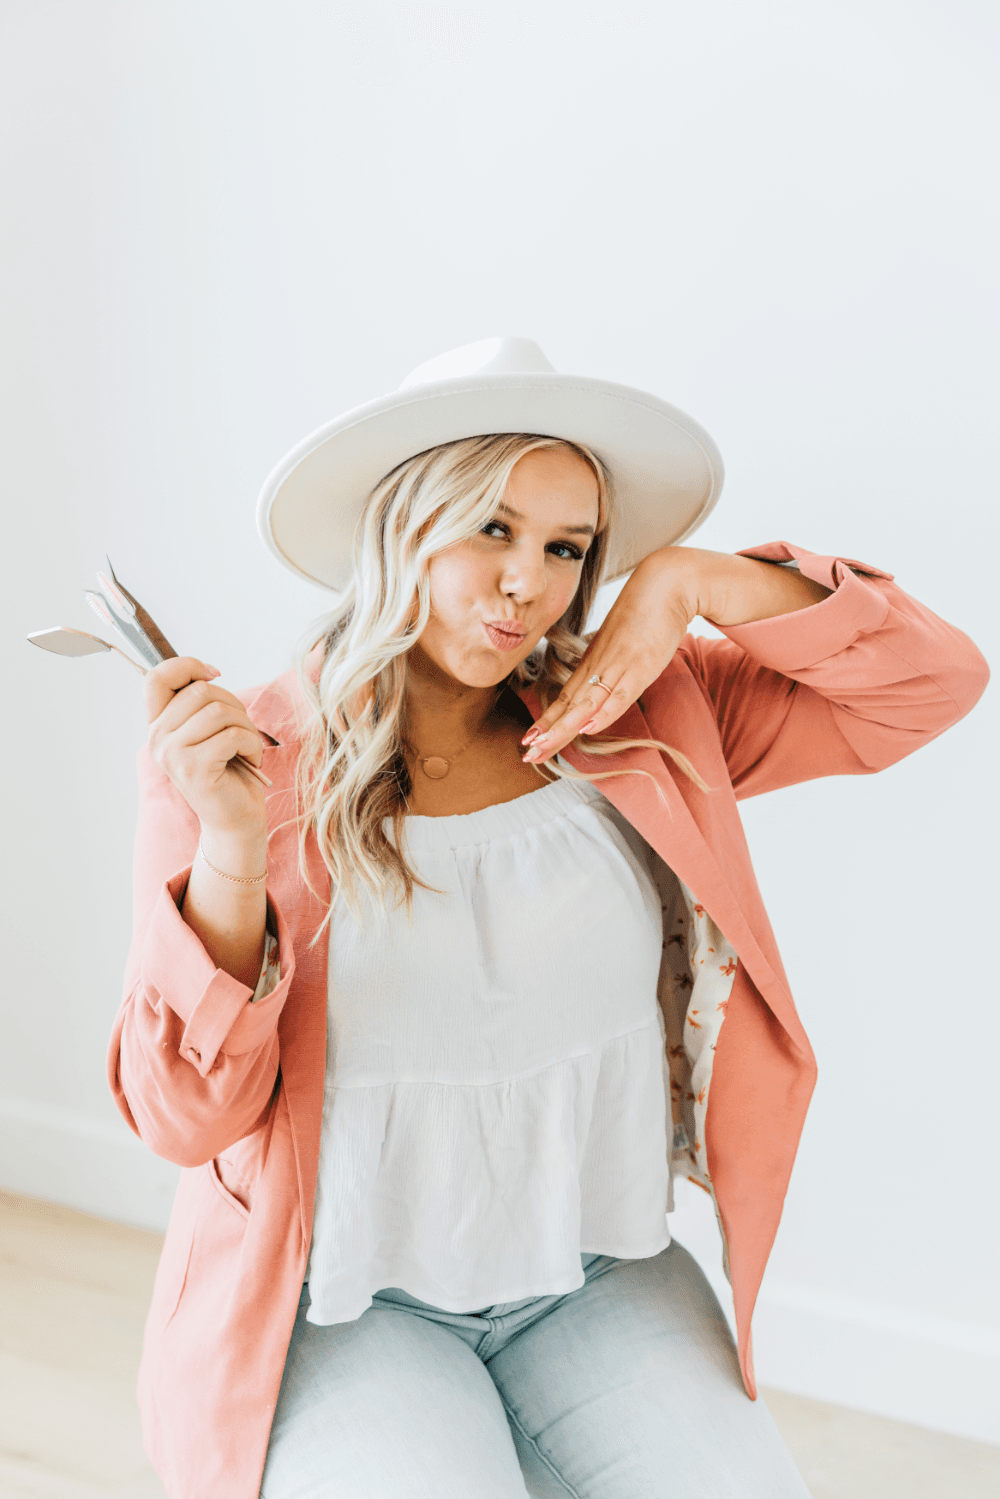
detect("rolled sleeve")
[720,542,893,671]
[140,869,296,1080]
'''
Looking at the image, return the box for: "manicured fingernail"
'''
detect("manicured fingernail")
[522,745,546,763]
[205,665,221,678]
[521,727,541,745]
[579,719,598,734]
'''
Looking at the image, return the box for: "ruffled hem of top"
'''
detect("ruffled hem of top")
[305,1020,672,1326]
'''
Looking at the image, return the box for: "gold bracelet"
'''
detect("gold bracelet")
[198,840,268,885]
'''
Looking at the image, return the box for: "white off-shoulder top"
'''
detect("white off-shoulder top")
[301,773,673,1327]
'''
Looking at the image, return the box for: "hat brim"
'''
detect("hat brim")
[257,372,724,591]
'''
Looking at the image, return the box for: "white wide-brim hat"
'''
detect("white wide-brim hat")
[257,336,724,591]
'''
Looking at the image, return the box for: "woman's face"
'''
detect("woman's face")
[412,447,601,689]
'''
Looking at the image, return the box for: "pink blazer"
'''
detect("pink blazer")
[108,541,989,1499]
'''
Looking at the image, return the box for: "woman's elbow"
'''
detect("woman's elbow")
[116,1057,278,1167]
[956,648,991,717]
[128,1103,269,1169]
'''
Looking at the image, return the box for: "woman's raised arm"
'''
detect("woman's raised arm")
[662,543,988,797]
[522,542,988,779]
[106,659,297,1168]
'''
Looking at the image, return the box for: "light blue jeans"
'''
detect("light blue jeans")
[260,1241,810,1498]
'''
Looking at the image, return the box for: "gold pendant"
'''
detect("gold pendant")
[420,756,450,779]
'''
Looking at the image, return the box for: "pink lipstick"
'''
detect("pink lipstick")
[483,619,526,652]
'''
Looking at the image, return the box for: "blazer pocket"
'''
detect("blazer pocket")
[209,1155,252,1220]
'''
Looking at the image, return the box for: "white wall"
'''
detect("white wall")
[2,0,996,1444]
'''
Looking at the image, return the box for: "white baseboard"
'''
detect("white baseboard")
[0,1094,179,1233]
[751,1279,1000,1446]
[2,1098,996,1446]
[668,1184,1000,1446]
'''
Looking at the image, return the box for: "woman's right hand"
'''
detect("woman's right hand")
[146,658,270,989]
[145,657,268,842]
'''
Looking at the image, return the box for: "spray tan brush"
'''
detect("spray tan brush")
[27,562,273,789]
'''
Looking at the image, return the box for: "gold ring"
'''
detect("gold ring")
[588,675,613,696]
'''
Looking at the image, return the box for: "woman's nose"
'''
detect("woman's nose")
[500,548,547,602]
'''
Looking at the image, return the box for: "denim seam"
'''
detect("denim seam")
[477,1318,501,1358]
[500,1403,584,1499]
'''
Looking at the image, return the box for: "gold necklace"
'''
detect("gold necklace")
[402,734,473,780]
[401,692,503,779]
[402,687,506,780]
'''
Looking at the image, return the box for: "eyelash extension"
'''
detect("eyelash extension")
[481,521,584,561]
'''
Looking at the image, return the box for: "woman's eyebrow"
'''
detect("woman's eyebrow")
[493,502,595,537]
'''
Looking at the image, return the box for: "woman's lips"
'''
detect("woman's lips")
[483,621,527,652]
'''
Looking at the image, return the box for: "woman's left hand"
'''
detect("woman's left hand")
[522,549,695,763]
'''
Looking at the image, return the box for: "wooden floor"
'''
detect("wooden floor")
[2,1190,998,1499]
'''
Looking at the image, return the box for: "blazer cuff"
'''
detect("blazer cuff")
[141,869,296,1078]
[718,542,893,672]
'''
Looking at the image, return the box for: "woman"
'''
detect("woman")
[109,338,989,1499]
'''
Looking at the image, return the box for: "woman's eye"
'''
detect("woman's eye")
[479,523,583,561]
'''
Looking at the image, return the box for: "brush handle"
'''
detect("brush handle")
[231,757,274,789]
[111,643,149,676]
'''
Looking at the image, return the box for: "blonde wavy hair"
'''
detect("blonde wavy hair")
[293,433,707,929]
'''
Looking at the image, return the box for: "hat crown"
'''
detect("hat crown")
[398,336,557,392]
